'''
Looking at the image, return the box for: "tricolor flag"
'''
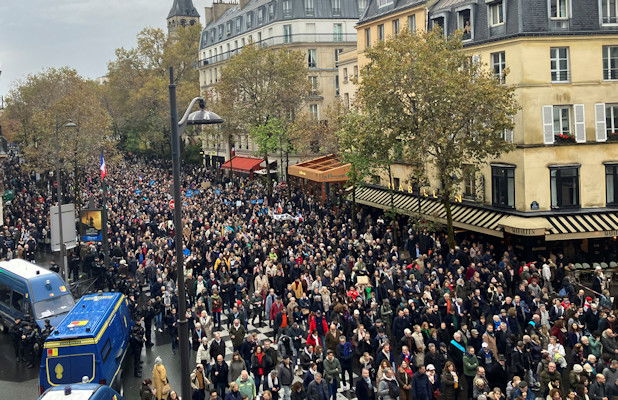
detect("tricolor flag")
[100,152,107,180]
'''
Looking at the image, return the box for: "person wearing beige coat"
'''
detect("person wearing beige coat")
[152,357,170,400]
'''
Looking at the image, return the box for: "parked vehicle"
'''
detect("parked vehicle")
[38,383,123,400]
[0,259,74,330]
[40,292,133,395]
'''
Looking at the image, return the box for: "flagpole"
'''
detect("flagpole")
[101,154,110,268]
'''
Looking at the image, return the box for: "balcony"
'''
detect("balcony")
[198,33,357,67]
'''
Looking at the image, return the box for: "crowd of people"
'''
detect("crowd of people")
[1,152,618,400]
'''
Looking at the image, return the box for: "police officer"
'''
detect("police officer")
[20,323,37,368]
[130,318,145,377]
[9,318,24,361]
[142,299,156,348]
[38,319,53,358]
[49,262,60,274]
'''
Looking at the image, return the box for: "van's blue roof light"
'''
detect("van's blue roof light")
[45,279,52,289]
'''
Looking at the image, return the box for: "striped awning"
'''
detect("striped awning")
[545,212,618,240]
[353,186,506,237]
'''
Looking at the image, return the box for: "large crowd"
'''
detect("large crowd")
[1,152,618,400]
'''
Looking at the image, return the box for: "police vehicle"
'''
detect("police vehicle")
[0,259,74,331]
[40,293,133,395]
[38,383,123,400]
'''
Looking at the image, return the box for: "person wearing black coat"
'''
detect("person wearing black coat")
[210,333,227,362]
[411,366,433,400]
[355,368,376,400]
[211,355,229,398]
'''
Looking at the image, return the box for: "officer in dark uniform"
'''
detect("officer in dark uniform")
[142,299,155,348]
[49,262,60,274]
[9,318,24,361]
[20,323,38,368]
[130,318,145,377]
[38,319,53,358]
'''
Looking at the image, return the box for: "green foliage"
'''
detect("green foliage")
[103,24,202,155]
[354,28,519,247]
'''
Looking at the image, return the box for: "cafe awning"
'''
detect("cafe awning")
[499,215,552,237]
[288,154,350,183]
[220,156,264,172]
[545,211,618,240]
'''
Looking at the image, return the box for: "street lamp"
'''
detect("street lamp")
[168,67,223,400]
[55,121,77,281]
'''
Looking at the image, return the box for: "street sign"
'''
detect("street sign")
[169,200,175,209]
[50,204,77,251]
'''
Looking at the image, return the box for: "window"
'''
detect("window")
[358,0,367,14]
[492,165,515,208]
[549,0,569,19]
[246,12,253,28]
[283,0,292,16]
[550,47,570,82]
[553,106,572,135]
[550,166,580,208]
[377,24,385,41]
[353,65,358,78]
[432,17,445,32]
[258,7,265,23]
[335,48,343,62]
[388,19,399,36]
[269,3,275,19]
[602,0,618,24]
[283,25,292,43]
[218,25,224,39]
[101,339,112,362]
[335,75,340,96]
[332,0,341,14]
[408,14,417,31]
[603,46,618,80]
[334,23,343,41]
[305,0,314,15]
[457,9,472,40]
[607,104,618,137]
[309,104,319,120]
[377,0,392,7]
[257,32,262,43]
[236,18,242,32]
[343,68,349,83]
[607,164,618,205]
[309,76,319,93]
[463,166,476,199]
[241,38,246,47]
[11,291,24,313]
[308,49,317,68]
[488,1,505,26]
[491,51,506,83]
[344,93,350,109]
[365,28,371,48]
[393,177,401,190]
[0,284,10,305]
[226,22,232,36]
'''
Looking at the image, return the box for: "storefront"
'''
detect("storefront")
[288,154,350,203]
[220,156,264,177]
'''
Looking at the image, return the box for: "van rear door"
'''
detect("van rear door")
[45,352,95,386]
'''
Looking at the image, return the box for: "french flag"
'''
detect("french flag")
[100,152,107,180]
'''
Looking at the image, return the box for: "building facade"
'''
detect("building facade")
[350,0,618,258]
[198,0,364,164]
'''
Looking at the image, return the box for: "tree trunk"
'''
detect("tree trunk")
[387,166,395,212]
[442,191,456,250]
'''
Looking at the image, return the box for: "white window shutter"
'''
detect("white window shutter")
[504,129,513,143]
[574,104,586,143]
[543,105,555,144]
[595,103,607,142]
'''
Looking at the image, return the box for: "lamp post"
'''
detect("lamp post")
[55,121,77,281]
[168,67,223,400]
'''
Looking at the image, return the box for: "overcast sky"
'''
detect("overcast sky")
[0,0,211,96]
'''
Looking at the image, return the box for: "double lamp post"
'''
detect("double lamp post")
[168,66,224,400]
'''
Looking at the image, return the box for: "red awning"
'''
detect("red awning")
[220,156,264,172]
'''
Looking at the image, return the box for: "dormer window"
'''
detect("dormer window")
[431,16,446,34]
[549,0,569,19]
[305,0,315,15]
[457,9,472,40]
[226,22,232,36]
[487,0,505,26]
[332,0,341,15]
[218,25,223,39]
[258,7,265,23]
[236,17,242,32]
[283,0,292,16]
[377,0,393,8]
[269,3,276,19]
[246,12,253,28]
[601,0,618,24]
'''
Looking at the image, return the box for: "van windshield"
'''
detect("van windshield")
[33,294,75,320]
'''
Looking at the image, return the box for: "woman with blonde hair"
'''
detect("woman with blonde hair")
[376,359,391,385]
[440,361,460,400]
[152,357,171,400]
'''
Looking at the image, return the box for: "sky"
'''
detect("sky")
[0,0,211,97]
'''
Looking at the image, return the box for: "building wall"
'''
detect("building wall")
[337,48,358,109]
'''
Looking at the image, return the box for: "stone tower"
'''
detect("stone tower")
[167,0,200,36]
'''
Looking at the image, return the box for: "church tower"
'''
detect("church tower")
[167,0,200,36]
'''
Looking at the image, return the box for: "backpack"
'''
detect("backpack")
[343,342,353,358]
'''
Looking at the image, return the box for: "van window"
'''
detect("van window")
[0,284,11,305]
[11,291,25,312]
[101,338,112,362]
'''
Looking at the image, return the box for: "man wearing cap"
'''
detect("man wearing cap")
[512,381,535,400]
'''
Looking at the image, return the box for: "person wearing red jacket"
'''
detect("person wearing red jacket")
[309,311,329,344]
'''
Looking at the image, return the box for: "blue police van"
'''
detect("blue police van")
[38,383,123,400]
[0,259,74,330]
[40,293,133,395]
